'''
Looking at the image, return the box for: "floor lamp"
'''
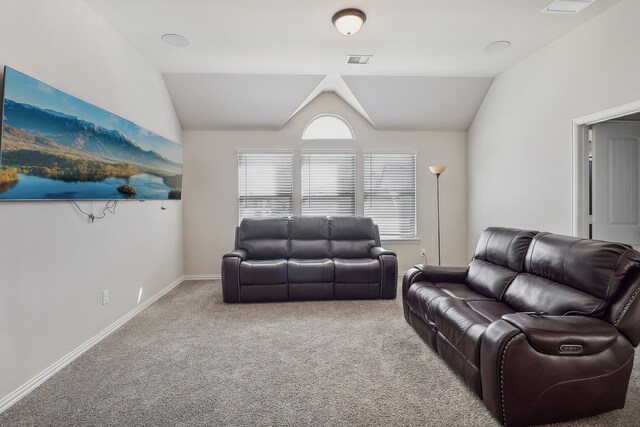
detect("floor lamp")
[429,165,447,266]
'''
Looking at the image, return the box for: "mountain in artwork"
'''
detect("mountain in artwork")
[2,99,181,175]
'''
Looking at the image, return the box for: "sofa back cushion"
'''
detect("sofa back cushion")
[466,260,519,301]
[290,216,331,258]
[525,233,633,300]
[473,227,538,272]
[467,227,537,299]
[238,217,290,260]
[504,232,636,315]
[330,216,377,258]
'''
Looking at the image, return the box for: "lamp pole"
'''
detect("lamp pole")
[429,165,447,266]
[436,172,442,266]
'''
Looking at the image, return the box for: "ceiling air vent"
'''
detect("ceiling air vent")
[346,55,372,65]
[542,0,596,14]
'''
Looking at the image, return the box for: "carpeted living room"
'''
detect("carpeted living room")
[2,279,640,426]
[1,1,640,426]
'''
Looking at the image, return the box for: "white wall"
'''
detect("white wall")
[468,0,640,252]
[0,0,183,403]
[183,92,468,276]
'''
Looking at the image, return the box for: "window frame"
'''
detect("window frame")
[301,114,355,141]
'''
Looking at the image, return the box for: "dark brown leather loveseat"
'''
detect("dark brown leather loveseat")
[403,227,640,426]
[222,216,397,303]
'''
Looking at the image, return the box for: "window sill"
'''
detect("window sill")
[380,238,420,244]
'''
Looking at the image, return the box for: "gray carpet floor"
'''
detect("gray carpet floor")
[1,280,638,426]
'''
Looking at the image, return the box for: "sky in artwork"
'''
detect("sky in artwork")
[2,67,182,164]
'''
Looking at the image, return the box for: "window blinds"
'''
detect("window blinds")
[301,151,356,216]
[364,152,417,239]
[237,152,293,223]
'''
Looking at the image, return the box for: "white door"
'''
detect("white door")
[592,122,640,247]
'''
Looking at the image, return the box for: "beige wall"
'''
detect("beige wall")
[468,0,640,253]
[183,92,469,275]
[0,0,183,403]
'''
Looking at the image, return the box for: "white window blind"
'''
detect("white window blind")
[237,152,293,223]
[301,151,356,216]
[364,152,417,239]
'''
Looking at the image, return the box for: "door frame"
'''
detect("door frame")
[572,99,640,237]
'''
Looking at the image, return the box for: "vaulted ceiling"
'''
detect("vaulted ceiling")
[84,0,621,131]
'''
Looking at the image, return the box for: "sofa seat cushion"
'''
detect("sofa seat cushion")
[435,298,516,367]
[288,258,334,283]
[334,258,380,283]
[406,281,492,325]
[239,259,288,285]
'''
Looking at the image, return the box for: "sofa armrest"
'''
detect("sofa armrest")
[401,265,468,322]
[501,313,618,356]
[369,246,397,299]
[221,250,248,303]
[369,246,396,258]
[401,265,468,304]
[481,318,635,426]
[415,264,468,283]
[223,249,248,260]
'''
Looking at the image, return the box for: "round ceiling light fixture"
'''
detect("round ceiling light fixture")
[332,8,366,36]
[483,40,511,54]
[161,33,190,48]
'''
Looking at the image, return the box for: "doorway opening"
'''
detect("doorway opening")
[573,100,640,248]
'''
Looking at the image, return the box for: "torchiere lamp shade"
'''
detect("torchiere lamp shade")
[429,165,447,175]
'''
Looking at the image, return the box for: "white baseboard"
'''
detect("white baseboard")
[183,274,221,281]
[0,275,185,414]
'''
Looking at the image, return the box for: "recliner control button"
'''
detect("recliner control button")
[559,344,583,354]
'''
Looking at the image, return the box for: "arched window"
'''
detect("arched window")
[301,114,355,140]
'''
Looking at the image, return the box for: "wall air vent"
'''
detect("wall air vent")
[542,0,596,14]
[346,55,372,65]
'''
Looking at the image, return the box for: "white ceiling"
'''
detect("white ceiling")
[343,76,493,130]
[163,74,325,130]
[84,0,621,131]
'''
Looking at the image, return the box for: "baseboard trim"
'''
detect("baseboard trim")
[0,275,185,414]
[183,274,221,281]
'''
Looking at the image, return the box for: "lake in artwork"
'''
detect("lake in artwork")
[0,66,183,200]
[0,173,173,200]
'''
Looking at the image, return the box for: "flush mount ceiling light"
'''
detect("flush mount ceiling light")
[332,8,366,36]
[161,33,190,47]
[483,40,511,54]
[542,0,595,14]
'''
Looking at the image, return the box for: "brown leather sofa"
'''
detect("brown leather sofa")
[403,227,640,426]
[222,216,397,303]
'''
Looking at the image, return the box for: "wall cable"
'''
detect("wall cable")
[70,200,118,223]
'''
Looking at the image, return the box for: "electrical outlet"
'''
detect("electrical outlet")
[420,248,427,257]
[102,289,109,305]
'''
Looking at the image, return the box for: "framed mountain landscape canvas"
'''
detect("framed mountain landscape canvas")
[0,66,183,200]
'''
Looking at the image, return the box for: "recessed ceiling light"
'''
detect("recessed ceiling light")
[161,33,190,48]
[483,41,511,54]
[542,0,595,14]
